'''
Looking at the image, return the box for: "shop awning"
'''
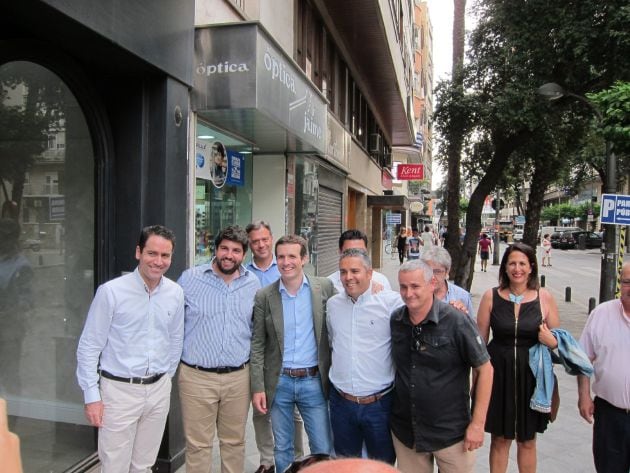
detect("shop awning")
[367,195,409,210]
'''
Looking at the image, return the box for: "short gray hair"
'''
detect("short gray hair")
[246,220,272,235]
[399,259,433,283]
[420,246,451,271]
[339,248,372,270]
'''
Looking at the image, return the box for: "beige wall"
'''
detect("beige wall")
[252,155,286,239]
[347,140,383,196]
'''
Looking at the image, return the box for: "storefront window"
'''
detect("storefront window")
[0,61,95,471]
[194,122,252,265]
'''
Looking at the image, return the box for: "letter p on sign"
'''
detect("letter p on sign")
[602,197,615,218]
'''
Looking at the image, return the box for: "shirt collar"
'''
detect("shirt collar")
[399,298,440,326]
[279,274,310,295]
[133,266,163,293]
[249,257,277,272]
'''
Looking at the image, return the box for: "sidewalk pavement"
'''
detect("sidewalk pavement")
[178,249,596,473]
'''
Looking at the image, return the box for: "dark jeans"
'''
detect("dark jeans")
[329,387,396,464]
[593,397,630,473]
[397,249,405,264]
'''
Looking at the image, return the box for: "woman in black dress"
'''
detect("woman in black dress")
[395,228,407,264]
[476,243,560,473]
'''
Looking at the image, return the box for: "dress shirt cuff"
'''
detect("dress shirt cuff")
[83,386,101,404]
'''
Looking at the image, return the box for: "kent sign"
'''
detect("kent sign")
[600,193,630,225]
[397,164,424,180]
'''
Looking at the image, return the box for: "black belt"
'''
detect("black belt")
[282,366,319,377]
[595,397,630,414]
[181,360,249,374]
[100,369,165,385]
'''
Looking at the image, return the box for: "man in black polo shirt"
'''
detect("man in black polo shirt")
[390,260,493,473]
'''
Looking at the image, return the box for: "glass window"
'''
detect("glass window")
[194,122,253,265]
[1,61,95,471]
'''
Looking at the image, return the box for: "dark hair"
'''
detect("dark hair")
[245,220,272,235]
[338,229,367,250]
[424,226,430,232]
[498,242,539,290]
[214,225,249,253]
[138,225,176,252]
[481,233,488,239]
[275,234,308,258]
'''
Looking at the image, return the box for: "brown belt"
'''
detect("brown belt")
[282,366,319,377]
[335,386,393,405]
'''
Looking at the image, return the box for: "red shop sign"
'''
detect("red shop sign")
[397,164,424,180]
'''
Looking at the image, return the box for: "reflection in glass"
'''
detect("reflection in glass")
[0,61,95,471]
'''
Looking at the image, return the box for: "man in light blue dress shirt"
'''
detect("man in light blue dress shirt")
[327,249,404,464]
[246,221,304,473]
[76,225,185,473]
[251,235,336,473]
[178,226,261,473]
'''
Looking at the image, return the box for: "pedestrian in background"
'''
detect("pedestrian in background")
[396,228,407,264]
[577,261,630,473]
[541,234,552,267]
[478,233,492,272]
[476,242,560,473]
[76,225,184,472]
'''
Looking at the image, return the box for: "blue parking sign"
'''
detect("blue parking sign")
[600,193,630,225]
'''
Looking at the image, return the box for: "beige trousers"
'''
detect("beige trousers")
[393,434,475,473]
[252,407,305,466]
[179,363,251,473]
[98,374,171,473]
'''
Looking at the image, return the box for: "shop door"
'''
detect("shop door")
[315,186,342,276]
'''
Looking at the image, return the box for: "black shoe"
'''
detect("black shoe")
[255,466,275,473]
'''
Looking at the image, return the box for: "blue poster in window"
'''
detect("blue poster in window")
[226,150,244,186]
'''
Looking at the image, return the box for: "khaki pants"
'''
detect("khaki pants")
[393,434,475,473]
[98,375,171,473]
[179,363,251,473]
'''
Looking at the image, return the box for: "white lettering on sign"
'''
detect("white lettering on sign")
[264,49,296,94]
[602,198,615,218]
[196,62,250,76]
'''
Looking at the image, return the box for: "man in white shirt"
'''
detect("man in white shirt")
[76,225,184,472]
[327,230,391,292]
[326,249,403,464]
[578,262,630,473]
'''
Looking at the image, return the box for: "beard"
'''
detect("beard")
[216,257,240,275]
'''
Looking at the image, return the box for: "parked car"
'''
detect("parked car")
[550,232,563,249]
[557,230,602,249]
[513,229,524,242]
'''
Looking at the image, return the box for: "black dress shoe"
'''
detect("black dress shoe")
[254,465,275,473]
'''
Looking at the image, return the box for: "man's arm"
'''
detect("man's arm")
[0,398,22,473]
[168,289,185,376]
[250,290,268,413]
[577,374,594,424]
[465,361,493,451]
[76,285,113,426]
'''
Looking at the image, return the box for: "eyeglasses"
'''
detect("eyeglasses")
[284,454,331,473]
[432,268,446,275]
[411,324,424,352]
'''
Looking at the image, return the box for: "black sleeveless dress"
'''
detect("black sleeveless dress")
[485,288,549,440]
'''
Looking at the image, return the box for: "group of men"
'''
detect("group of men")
[74,222,629,473]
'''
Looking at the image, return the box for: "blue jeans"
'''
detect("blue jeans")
[270,373,332,473]
[329,387,396,464]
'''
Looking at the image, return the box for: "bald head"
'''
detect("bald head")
[301,458,398,473]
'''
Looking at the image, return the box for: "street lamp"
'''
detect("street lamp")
[537,82,618,302]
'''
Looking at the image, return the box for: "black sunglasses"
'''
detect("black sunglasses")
[411,324,423,352]
[283,453,331,473]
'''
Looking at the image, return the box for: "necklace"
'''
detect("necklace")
[508,288,527,304]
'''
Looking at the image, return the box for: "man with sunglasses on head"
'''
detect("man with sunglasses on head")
[390,260,493,473]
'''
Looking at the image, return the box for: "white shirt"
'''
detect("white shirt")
[579,299,630,410]
[328,269,391,293]
[326,284,404,396]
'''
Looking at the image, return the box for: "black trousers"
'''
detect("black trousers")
[593,397,630,473]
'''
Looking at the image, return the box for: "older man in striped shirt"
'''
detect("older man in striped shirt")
[178,226,261,473]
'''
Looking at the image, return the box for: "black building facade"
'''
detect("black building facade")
[0,1,194,471]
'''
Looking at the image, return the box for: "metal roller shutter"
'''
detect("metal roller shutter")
[316,186,342,276]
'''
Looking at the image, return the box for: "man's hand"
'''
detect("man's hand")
[84,401,104,427]
[449,299,469,315]
[463,421,484,451]
[252,392,267,414]
[578,395,594,424]
[0,398,23,473]
[370,281,384,294]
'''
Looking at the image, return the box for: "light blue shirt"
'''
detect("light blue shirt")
[280,277,318,369]
[444,280,475,318]
[247,258,281,287]
[178,261,261,368]
[327,285,404,396]
[76,268,185,404]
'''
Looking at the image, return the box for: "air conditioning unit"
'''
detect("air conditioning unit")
[369,134,382,154]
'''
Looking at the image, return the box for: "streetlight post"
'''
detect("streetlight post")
[537,82,618,302]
